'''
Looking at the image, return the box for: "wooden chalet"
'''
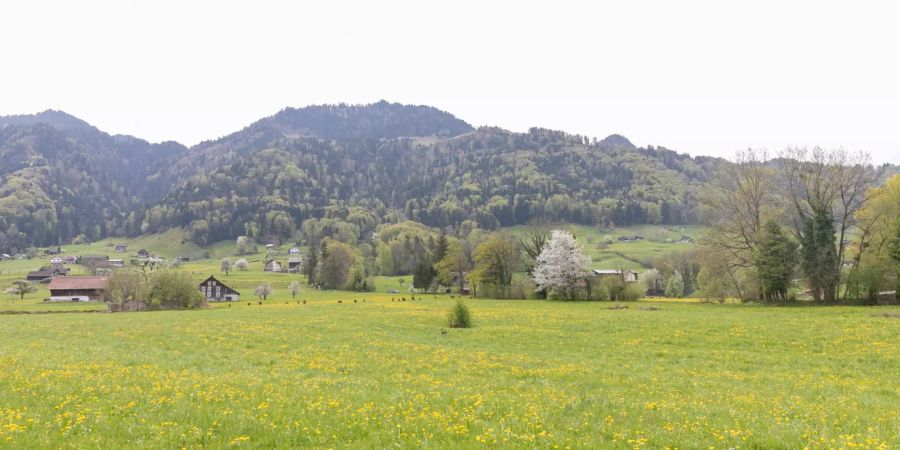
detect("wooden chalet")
[198,275,240,302]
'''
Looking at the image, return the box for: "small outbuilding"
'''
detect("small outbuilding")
[198,275,240,302]
[592,269,639,282]
[115,244,128,253]
[264,259,283,273]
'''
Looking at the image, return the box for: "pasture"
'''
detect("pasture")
[0,295,897,448]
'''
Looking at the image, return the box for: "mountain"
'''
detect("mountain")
[0,114,187,249]
[144,122,718,244]
[9,100,891,252]
[0,110,96,132]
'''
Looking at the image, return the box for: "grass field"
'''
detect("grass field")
[0,295,898,448]
[1,229,898,448]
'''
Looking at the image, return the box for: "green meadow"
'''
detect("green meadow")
[0,230,898,448]
[0,296,898,448]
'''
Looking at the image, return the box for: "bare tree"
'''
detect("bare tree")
[781,147,876,301]
[700,149,779,299]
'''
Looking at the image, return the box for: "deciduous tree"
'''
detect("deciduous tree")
[532,230,591,300]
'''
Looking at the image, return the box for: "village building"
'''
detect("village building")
[27,265,70,282]
[108,259,125,268]
[0,253,11,260]
[47,276,108,302]
[115,244,128,253]
[446,272,472,295]
[79,254,110,266]
[198,276,240,302]
[136,249,150,258]
[592,269,639,282]
[287,257,303,273]
[264,259,283,272]
[50,256,64,264]
[27,270,55,282]
[289,247,301,255]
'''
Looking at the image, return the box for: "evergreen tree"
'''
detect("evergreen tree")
[433,232,449,267]
[304,246,319,286]
[413,260,437,293]
[800,208,839,302]
[754,221,798,301]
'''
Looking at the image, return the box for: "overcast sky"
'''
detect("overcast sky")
[1,1,898,163]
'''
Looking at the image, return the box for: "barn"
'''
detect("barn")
[47,276,109,302]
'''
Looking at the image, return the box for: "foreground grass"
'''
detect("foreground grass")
[0,299,897,448]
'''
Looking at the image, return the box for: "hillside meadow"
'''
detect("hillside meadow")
[0,293,898,448]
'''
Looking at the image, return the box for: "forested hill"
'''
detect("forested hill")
[146,125,719,245]
[4,101,727,250]
[0,112,187,248]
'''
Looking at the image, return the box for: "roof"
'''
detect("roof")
[48,276,109,290]
[199,275,240,295]
[27,270,53,278]
[593,269,637,275]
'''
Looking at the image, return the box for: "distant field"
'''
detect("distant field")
[0,224,704,307]
[507,224,704,271]
[0,298,897,448]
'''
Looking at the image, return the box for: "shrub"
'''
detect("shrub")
[620,282,646,301]
[510,278,537,300]
[447,300,472,328]
[147,270,205,309]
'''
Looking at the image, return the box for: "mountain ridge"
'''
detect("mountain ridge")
[3,101,892,251]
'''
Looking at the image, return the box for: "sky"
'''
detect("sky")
[1,0,898,163]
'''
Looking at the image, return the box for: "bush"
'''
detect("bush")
[510,278,537,300]
[620,283,646,301]
[447,299,472,328]
[147,270,206,309]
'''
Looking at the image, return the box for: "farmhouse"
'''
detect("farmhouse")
[26,266,69,282]
[264,259,283,272]
[617,235,644,242]
[27,270,55,282]
[47,276,108,302]
[115,244,128,253]
[108,259,125,268]
[50,256,64,264]
[289,247,301,255]
[198,276,240,301]
[136,249,150,258]
[593,269,639,282]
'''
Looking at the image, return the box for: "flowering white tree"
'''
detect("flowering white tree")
[532,230,592,299]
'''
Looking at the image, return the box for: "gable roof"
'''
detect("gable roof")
[198,275,240,295]
[27,270,53,278]
[48,276,109,290]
